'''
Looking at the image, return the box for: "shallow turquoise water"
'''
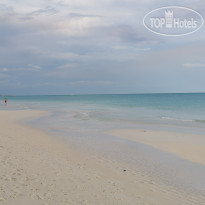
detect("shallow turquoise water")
[2,93,205,127]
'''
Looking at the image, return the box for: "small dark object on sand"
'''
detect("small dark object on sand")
[123,170,126,172]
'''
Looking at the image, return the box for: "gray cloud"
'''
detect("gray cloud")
[183,63,205,68]
[30,7,58,16]
[68,12,103,19]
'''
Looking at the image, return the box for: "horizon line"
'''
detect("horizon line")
[1,92,205,97]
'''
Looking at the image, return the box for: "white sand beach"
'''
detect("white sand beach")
[0,110,205,205]
[109,129,205,165]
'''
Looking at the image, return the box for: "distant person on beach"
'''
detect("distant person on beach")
[4,97,7,104]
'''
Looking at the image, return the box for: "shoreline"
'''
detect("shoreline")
[1,110,205,204]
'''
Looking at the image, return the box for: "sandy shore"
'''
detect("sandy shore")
[109,129,205,165]
[0,110,205,205]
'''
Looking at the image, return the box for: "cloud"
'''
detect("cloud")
[30,7,58,16]
[28,64,41,70]
[68,13,103,19]
[58,64,77,69]
[0,0,205,94]
[0,68,9,72]
[183,63,205,68]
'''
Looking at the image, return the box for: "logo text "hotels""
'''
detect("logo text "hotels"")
[150,11,197,29]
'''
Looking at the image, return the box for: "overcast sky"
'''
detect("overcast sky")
[0,0,205,95]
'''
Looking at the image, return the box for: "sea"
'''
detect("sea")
[1,93,205,196]
[1,93,205,133]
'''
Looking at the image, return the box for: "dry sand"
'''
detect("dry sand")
[0,110,205,205]
[109,129,205,165]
